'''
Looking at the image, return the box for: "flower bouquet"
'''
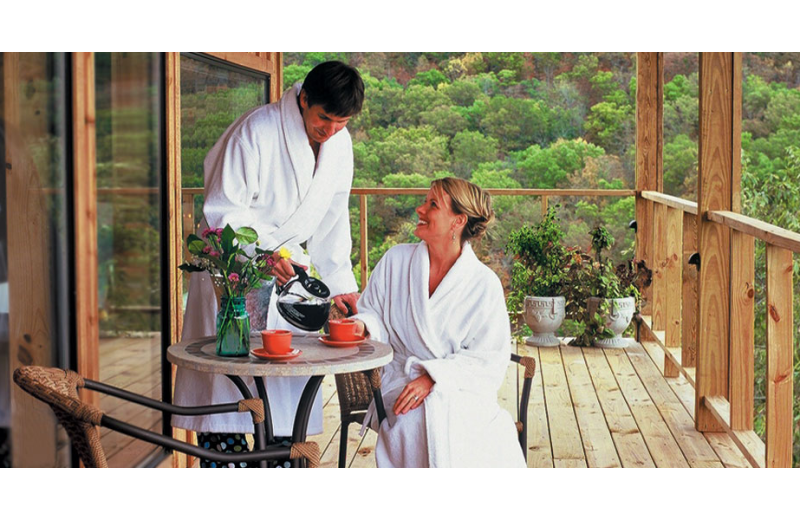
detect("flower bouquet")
[179,224,287,357]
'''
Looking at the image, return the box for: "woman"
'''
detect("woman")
[351,177,526,468]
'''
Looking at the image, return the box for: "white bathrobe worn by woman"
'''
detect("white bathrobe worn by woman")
[354,242,526,468]
[173,83,359,435]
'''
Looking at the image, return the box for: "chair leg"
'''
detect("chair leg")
[338,420,350,468]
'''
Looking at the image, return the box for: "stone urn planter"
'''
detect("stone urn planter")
[523,296,566,347]
[586,296,635,347]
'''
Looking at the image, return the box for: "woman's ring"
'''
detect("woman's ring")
[413,395,419,401]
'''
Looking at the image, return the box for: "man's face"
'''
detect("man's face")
[299,90,352,144]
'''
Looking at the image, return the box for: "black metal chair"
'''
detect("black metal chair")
[13,365,320,468]
[334,353,536,467]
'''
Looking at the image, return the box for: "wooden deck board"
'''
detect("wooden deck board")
[626,343,722,467]
[539,347,586,466]
[603,347,690,467]
[582,347,655,468]
[103,337,746,469]
[516,343,554,468]
[561,346,621,468]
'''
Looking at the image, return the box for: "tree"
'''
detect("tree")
[451,130,500,178]
[514,138,605,189]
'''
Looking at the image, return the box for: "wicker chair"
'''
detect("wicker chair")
[334,353,536,467]
[13,365,320,468]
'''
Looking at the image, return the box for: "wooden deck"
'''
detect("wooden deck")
[98,335,163,468]
[306,339,752,468]
[105,334,751,468]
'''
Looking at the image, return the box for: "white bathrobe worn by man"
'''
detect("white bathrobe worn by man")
[354,242,526,468]
[174,83,359,435]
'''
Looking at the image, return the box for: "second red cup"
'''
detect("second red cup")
[328,319,359,342]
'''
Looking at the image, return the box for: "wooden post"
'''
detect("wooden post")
[695,53,741,432]
[681,212,698,368]
[652,203,667,331]
[72,52,100,408]
[729,229,754,431]
[765,244,793,467]
[635,53,663,316]
[663,207,682,377]
[360,195,368,292]
[541,195,548,219]
[5,52,59,467]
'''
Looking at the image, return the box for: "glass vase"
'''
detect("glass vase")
[216,296,251,357]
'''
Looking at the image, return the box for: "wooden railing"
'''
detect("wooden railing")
[181,187,636,290]
[638,189,797,468]
[69,184,800,466]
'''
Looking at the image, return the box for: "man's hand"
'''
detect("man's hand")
[332,293,359,315]
[271,251,307,286]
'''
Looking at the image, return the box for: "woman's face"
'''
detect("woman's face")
[414,186,461,245]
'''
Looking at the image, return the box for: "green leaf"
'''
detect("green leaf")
[221,224,235,252]
[187,239,206,255]
[235,226,258,246]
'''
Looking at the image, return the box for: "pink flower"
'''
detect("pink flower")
[201,228,224,239]
[209,251,220,258]
[203,246,213,254]
[228,273,240,283]
[266,256,276,267]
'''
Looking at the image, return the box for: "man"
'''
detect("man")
[174,61,364,466]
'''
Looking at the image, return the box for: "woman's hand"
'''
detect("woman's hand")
[394,373,435,416]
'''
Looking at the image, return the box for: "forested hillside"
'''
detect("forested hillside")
[282,52,800,465]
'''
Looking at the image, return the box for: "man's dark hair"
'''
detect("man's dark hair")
[301,61,365,117]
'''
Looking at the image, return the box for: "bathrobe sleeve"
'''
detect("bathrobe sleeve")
[411,275,511,396]
[202,135,274,242]
[351,251,391,343]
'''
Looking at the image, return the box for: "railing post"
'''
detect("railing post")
[182,192,195,262]
[663,207,683,377]
[541,195,548,218]
[765,244,793,467]
[681,212,698,368]
[652,203,667,332]
[695,52,741,432]
[729,229,754,431]
[359,194,368,292]
[635,52,663,316]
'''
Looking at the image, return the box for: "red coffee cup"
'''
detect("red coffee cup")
[328,319,359,342]
[260,330,293,354]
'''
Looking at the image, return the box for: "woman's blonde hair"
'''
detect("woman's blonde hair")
[431,177,495,243]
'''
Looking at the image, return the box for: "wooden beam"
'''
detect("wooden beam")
[652,202,667,331]
[4,52,59,467]
[729,230,754,431]
[359,195,368,292]
[635,53,663,315]
[664,207,683,377]
[166,53,182,347]
[765,244,793,468]
[707,210,800,253]
[640,190,698,215]
[681,212,698,368]
[72,52,100,408]
[695,52,740,432]
[703,396,765,468]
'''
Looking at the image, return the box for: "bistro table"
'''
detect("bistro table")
[167,332,393,467]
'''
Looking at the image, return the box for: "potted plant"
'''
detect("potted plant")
[506,205,570,347]
[179,225,282,357]
[565,226,651,347]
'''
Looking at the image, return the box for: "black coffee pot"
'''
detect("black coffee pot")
[275,264,331,331]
